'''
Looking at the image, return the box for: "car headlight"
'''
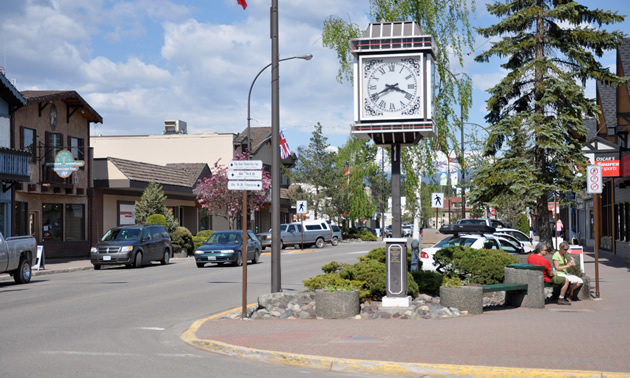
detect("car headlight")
[221,250,237,254]
[194,250,205,255]
[120,246,133,253]
[265,235,272,240]
[90,247,98,253]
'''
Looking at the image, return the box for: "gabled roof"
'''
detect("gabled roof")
[596,81,617,136]
[21,90,103,123]
[108,157,209,187]
[234,126,272,154]
[0,72,26,109]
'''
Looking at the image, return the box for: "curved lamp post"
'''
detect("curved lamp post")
[245,53,312,294]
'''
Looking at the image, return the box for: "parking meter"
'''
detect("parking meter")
[410,239,420,272]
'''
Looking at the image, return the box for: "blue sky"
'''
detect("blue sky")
[1,0,629,154]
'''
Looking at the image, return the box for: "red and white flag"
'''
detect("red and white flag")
[279,130,291,159]
[237,0,247,10]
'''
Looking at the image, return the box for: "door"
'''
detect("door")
[29,211,40,244]
[140,228,155,259]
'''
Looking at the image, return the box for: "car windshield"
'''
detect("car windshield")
[433,236,479,248]
[101,228,141,241]
[506,230,529,242]
[207,232,242,245]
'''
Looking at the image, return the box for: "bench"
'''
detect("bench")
[482,283,528,294]
[503,264,545,309]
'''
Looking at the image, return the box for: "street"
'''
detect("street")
[0,242,383,378]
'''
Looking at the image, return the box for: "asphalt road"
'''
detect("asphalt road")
[0,241,384,378]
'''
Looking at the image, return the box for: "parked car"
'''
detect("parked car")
[494,232,533,253]
[384,225,392,237]
[421,226,523,272]
[494,228,535,251]
[257,220,332,249]
[402,224,413,237]
[195,230,261,268]
[330,224,343,246]
[456,218,508,229]
[0,232,38,284]
[90,224,173,269]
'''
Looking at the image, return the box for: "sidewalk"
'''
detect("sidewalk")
[0,257,93,282]
[183,247,630,377]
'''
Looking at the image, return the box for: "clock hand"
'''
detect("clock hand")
[389,83,412,96]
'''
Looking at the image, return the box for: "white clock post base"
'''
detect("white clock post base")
[382,296,412,308]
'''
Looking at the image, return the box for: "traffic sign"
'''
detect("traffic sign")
[431,193,444,208]
[296,200,307,214]
[228,170,263,180]
[228,181,263,191]
[229,160,263,170]
[586,164,602,194]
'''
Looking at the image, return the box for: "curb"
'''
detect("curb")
[181,309,628,377]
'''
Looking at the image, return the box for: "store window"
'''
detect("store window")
[65,204,85,241]
[46,133,63,162]
[42,203,63,241]
[199,209,212,231]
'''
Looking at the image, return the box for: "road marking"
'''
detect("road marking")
[135,327,165,331]
[42,351,200,358]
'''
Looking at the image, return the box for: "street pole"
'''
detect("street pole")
[270,0,281,293]
[444,68,468,219]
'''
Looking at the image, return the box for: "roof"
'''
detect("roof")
[596,81,617,136]
[234,127,272,154]
[0,72,26,109]
[21,90,103,123]
[108,157,209,187]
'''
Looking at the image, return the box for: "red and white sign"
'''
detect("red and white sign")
[594,156,620,177]
[586,164,602,194]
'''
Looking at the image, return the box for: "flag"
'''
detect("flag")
[279,130,291,159]
[439,172,447,186]
[450,172,458,186]
[237,0,247,10]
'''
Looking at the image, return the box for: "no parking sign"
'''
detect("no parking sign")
[586,165,602,194]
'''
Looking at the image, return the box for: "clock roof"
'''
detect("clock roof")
[351,21,435,56]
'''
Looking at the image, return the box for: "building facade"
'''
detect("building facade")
[13,90,102,257]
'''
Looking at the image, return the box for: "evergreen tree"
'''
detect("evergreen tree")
[290,123,336,218]
[473,0,628,243]
[134,182,178,231]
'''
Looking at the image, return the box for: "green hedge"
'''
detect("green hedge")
[170,227,193,254]
[146,214,167,227]
[434,246,519,285]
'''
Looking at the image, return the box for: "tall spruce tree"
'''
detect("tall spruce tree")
[291,123,336,218]
[472,0,628,243]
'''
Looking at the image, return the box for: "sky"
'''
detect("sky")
[2,0,630,155]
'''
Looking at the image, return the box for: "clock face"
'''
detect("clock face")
[360,55,423,121]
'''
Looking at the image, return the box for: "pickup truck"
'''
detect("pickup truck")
[0,232,38,284]
[257,221,332,249]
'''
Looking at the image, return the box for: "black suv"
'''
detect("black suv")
[90,225,172,270]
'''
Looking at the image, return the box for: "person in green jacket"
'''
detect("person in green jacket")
[552,241,583,301]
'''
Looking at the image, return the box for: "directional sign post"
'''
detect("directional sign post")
[228,181,263,191]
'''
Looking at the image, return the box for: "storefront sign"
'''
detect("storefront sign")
[593,154,620,177]
[53,149,84,178]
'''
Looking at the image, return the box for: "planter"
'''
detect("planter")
[315,289,360,319]
[439,286,483,315]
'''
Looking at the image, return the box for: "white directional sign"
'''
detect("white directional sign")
[431,192,444,209]
[228,160,263,170]
[228,181,263,191]
[228,170,263,180]
[586,164,603,194]
[296,200,307,214]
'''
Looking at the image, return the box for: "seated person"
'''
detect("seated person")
[553,241,584,301]
[528,242,571,305]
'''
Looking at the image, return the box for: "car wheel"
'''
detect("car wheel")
[261,246,266,250]
[315,238,325,248]
[331,237,339,246]
[280,240,284,250]
[160,249,170,265]
[196,262,205,268]
[14,257,32,284]
[93,264,101,270]
[252,249,260,264]
[234,251,243,266]
[133,252,143,268]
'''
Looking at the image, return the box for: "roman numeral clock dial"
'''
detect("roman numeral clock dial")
[360,55,422,121]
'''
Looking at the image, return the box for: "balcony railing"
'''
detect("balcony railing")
[0,148,30,182]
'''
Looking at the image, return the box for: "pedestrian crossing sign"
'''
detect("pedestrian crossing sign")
[432,193,444,209]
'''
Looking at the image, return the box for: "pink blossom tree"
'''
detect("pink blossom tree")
[194,153,271,230]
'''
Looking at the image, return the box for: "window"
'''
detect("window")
[42,203,63,241]
[65,204,85,241]
[21,127,36,158]
[69,136,84,162]
[305,225,323,231]
[199,209,212,231]
[15,202,28,236]
[47,133,63,162]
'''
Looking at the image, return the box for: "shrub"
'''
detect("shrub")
[434,246,519,285]
[193,230,215,250]
[441,276,462,287]
[146,214,167,227]
[358,230,377,241]
[412,270,443,296]
[360,247,386,264]
[339,258,386,301]
[516,213,529,235]
[321,261,349,274]
[302,273,364,293]
[170,227,194,254]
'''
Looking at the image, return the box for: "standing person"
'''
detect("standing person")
[528,243,571,305]
[552,241,584,301]
[556,219,564,238]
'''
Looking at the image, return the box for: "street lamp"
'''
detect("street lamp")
[444,68,470,219]
[246,53,312,293]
